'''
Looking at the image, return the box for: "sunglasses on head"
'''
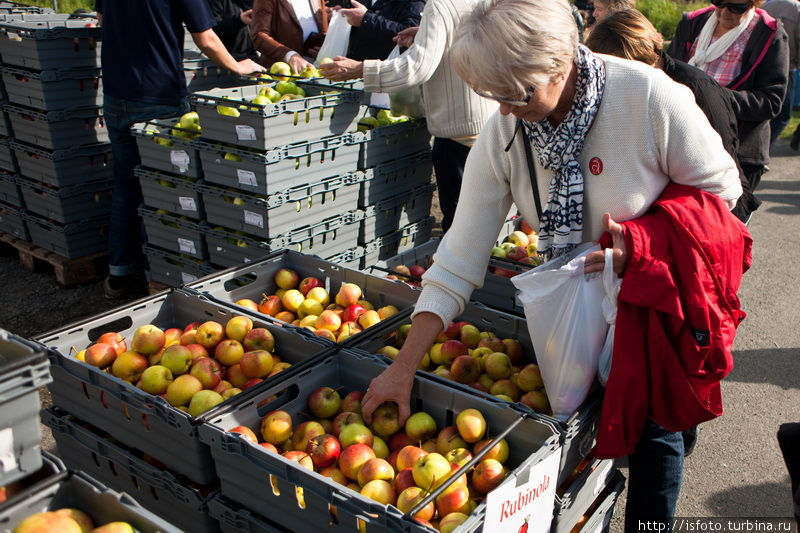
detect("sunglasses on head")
[473,86,536,107]
[710,0,752,14]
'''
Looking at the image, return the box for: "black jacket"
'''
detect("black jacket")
[207,0,257,59]
[345,0,425,61]
[661,52,758,221]
[667,7,789,166]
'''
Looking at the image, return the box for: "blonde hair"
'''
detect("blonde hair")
[585,9,663,66]
[451,0,578,99]
[594,0,636,15]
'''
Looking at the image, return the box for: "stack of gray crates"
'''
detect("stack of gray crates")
[0,13,112,259]
[356,107,435,269]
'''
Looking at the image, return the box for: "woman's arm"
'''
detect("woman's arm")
[251,0,294,65]
[727,24,790,122]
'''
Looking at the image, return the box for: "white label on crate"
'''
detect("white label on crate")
[178,196,197,212]
[484,445,560,533]
[237,169,257,187]
[235,125,257,141]
[593,461,614,497]
[170,150,190,172]
[178,238,197,255]
[181,272,198,284]
[244,210,264,229]
[0,428,16,473]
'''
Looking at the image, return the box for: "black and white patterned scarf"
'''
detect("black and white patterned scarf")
[523,44,605,258]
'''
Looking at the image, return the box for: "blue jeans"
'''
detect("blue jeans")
[103,95,189,276]
[770,69,796,146]
[625,420,685,533]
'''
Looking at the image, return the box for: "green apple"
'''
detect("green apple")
[258,86,282,103]
[223,152,242,162]
[274,81,298,95]
[269,61,292,81]
[251,95,270,106]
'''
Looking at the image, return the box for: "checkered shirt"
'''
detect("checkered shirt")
[689,14,760,87]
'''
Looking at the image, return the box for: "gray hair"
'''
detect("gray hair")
[452,0,579,99]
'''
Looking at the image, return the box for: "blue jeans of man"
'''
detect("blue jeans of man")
[770,69,796,145]
[103,95,190,276]
[624,420,685,533]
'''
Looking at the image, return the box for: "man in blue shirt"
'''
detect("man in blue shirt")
[96,0,263,298]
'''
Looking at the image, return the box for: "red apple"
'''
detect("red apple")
[84,343,117,368]
[195,321,225,350]
[306,434,341,469]
[298,276,323,295]
[307,386,341,419]
[230,425,258,444]
[396,445,427,472]
[394,467,416,494]
[274,268,300,290]
[471,458,506,494]
[338,443,376,481]
[189,357,223,389]
[258,295,283,317]
[130,325,166,355]
[97,332,127,355]
[239,350,274,378]
[341,391,364,415]
[342,303,367,324]
[242,328,275,353]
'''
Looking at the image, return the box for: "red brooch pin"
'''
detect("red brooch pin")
[589,157,603,175]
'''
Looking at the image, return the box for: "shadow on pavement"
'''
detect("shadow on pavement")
[727,348,800,390]
[704,480,794,516]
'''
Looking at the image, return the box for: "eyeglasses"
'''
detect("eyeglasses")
[473,86,536,106]
[710,0,753,14]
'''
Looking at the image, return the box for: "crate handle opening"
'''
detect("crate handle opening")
[141,413,150,431]
[222,273,258,292]
[122,403,131,420]
[99,390,109,409]
[86,316,133,343]
[328,504,339,526]
[269,474,281,496]
[296,486,306,508]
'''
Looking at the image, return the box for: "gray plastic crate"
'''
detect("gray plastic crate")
[132,118,203,178]
[350,299,602,487]
[471,258,530,316]
[359,151,432,207]
[360,216,435,269]
[368,237,439,272]
[553,459,618,533]
[140,206,208,260]
[23,211,108,258]
[0,200,26,239]
[136,166,204,217]
[11,140,112,187]
[144,244,216,287]
[0,15,101,70]
[201,223,280,268]
[191,83,364,150]
[1,65,102,109]
[0,171,20,205]
[359,181,435,243]
[197,134,362,195]
[43,407,222,533]
[0,2,53,14]
[0,469,181,533]
[582,471,626,533]
[35,289,335,484]
[0,136,16,172]
[17,176,111,223]
[198,349,561,533]
[358,113,431,170]
[4,103,106,149]
[0,106,10,136]
[208,494,288,533]
[184,248,419,345]
[326,245,364,270]
[200,172,363,239]
[0,329,51,486]
[184,51,241,93]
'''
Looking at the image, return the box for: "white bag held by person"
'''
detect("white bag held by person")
[314,14,351,66]
[369,46,426,117]
[598,247,622,386]
[511,243,608,421]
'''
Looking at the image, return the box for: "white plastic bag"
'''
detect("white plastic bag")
[598,247,622,386]
[369,46,426,117]
[314,14,351,66]
[511,243,608,421]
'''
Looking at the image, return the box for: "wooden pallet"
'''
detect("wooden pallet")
[148,280,172,295]
[0,232,107,287]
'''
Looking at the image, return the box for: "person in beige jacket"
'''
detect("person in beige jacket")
[320,0,497,232]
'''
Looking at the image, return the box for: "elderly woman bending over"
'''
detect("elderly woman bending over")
[359,0,742,529]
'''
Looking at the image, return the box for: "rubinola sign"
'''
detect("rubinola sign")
[483,446,561,533]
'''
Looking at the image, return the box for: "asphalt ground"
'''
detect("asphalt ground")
[0,141,796,528]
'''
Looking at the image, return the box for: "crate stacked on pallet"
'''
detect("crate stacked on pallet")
[0,14,111,264]
[355,107,435,269]
[183,80,370,274]
[33,288,336,532]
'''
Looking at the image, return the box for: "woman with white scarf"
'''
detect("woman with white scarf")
[359,0,741,529]
[668,0,789,222]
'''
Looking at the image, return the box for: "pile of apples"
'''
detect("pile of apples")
[490,219,543,278]
[357,109,410,132]
[230,388,509,532]
[377,320,551,414]
[147,111,202,146]
[384,262,428,288]
[74,316,291,417]
[13,508,133,533]
[234,268,401,343]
